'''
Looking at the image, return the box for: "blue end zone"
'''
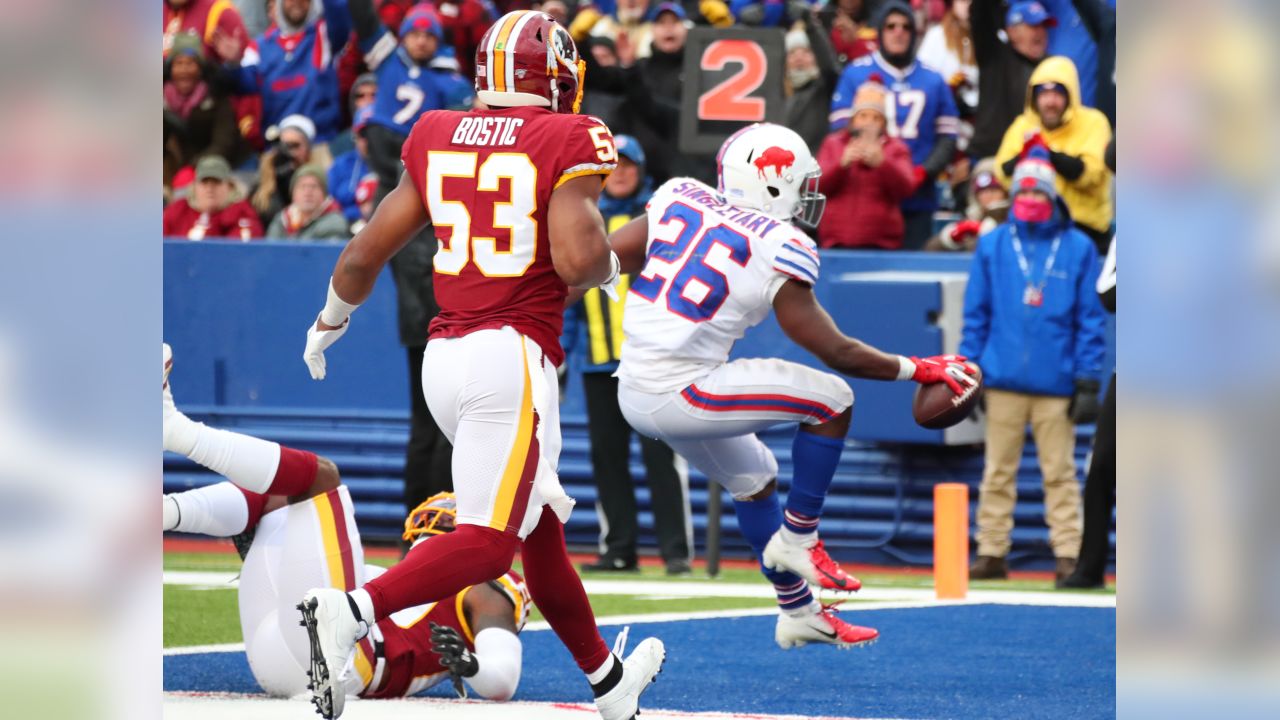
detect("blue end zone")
[166,605,1116,719]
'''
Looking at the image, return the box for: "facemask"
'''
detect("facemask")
[1012,195,1053,222]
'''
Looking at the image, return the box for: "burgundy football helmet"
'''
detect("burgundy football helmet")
[475,10,584,114]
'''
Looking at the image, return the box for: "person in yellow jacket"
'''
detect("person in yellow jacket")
[994,55,1113,252]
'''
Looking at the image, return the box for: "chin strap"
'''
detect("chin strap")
[571,59,586,113]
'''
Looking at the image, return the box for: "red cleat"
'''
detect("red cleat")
[763,533,861,592]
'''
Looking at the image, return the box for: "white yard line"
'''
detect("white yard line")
[164,571,1115,608]
[163,693,903,720]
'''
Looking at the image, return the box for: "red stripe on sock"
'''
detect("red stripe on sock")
[237,486,269,533]
[268,446,318,496]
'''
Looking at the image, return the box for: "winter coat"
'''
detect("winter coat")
[815,131,915,249]
[959,199,1106,396]
[969,0,1042,158]
[163,198,264,240]
[163,88,246,179]
[266,200,350,241]
[994,56,1114,234]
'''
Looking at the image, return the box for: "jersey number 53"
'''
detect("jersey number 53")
[427,151,538,277]
[631,202,752,322]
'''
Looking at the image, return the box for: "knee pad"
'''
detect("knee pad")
[725,451,780,501]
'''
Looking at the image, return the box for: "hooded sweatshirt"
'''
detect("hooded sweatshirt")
[230,0,349,141]
[994,56,1113,234]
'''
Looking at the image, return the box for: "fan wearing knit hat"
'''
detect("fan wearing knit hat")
[814,74,917,250]
[958,138,1106,586]
[266,163,351,241]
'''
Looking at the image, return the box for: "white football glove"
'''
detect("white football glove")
[600,251,622,302]
[303,317,349,380]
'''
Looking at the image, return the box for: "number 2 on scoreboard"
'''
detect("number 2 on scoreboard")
[697,39,767,122]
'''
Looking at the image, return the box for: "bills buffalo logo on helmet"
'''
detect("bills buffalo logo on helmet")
[753,146,796,180]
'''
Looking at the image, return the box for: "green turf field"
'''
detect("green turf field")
[163,550,1112,649]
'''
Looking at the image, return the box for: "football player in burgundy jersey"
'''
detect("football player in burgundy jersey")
[163,345,529,702]
[297,10,664,720]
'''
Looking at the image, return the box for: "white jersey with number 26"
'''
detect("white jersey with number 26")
[616,177,822,394]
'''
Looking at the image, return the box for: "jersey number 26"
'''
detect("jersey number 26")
[631,202,752,322]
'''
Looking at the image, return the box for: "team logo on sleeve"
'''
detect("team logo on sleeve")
[753,146,796,180]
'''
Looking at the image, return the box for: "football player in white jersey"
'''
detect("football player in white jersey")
[608,123,977,649]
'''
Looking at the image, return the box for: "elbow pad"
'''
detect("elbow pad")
[466,628,523,701]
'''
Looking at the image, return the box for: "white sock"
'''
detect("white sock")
[782,600,821,619]
[348,587,376,624]
[779,525,818,548]
[182,425,282,495]
[585,653,617,685]
[162,401,201,456]
[166,483,250,537]
[163,496,180,531]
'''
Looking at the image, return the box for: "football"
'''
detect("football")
[913,362,983,429]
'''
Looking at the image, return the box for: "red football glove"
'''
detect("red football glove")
[910,165,929,192]
[910,355,979,396]
[949,219,982,241]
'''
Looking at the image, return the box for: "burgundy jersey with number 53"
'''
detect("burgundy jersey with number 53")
[401,106,617,366]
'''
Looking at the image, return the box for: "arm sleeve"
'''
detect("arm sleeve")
[922,134,957,178]
[828,65,859,131]
[222,50,260,96]
[970,0,1004,66]
[1070,115,1114,190]
[1069,0,1106,41]
[1073,241,1107,380]
[806,11,842,88]
[465,628,523,702]
[322,0,353,55]
[958,239,992,359]
[555,116,617,189]
[348,0,397,68]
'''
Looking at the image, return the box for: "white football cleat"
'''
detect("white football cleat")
[595,637,666,720]
[775,603,878,650]
[762,531,861,592]
[298,589,365,719]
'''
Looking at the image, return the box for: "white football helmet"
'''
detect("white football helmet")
[716,123,825,227]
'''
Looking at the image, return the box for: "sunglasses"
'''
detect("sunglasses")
[282,142,304,152]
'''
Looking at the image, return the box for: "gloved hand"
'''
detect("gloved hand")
[909,355,978,396]
[567,7,602,42]
[700,0,734,27]
[785,0,812,24]
[736,3,767,25]
[303,317,349,380]
[910,165,929,192]
[1068,378,1101,424]
[949,219,982,241]
[431,622,478,697]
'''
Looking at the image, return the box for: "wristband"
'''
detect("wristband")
[319,278,360,327]
[604,250,621,286]
[896,355,916,381]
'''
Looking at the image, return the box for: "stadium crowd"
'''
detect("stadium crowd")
[162,0,1117,584]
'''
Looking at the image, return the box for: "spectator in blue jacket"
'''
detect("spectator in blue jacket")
[959,145,1105,584]
[565,136,692,575]
[327,104,373,223]
[227,0,351,151]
